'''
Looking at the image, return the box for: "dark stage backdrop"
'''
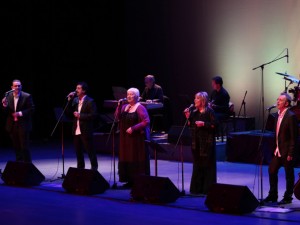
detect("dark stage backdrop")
[0,1,127,145]
[2,1,298,146]
[0,1,212,146]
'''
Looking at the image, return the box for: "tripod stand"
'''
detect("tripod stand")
[50,100,72,181]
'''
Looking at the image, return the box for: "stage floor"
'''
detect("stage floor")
[1,138,300,225]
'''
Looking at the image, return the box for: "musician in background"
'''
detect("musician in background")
[209,76,230,139]
[209,76,230,120]
[184,91,217,195]
[140,74,168,132]
[140,74,164,103]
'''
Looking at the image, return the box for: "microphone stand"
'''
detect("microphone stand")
[50,98,73,181]
[252,53,287,131]
[237,90,247,118]
[256,108,273,205]
[106,104,120,189]
[174,117,189,196]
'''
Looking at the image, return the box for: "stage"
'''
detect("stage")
[1,138,300,225]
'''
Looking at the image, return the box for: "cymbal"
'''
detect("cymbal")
[276,72,294,77]
[283,76,299,83]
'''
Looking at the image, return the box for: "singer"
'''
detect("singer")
[114,87,150,188]
[183,91,217,195]
[1,79,35,162]
[65,81,99,171]
[262,93,298,205]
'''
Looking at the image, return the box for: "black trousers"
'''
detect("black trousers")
[74,134,98,170]
[268,155,295,198]
[10,123,32,163]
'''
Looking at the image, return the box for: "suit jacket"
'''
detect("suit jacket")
[66,96,98,136]
[274,109,298,159]
[2,91,35,132]
[209,87,230,114]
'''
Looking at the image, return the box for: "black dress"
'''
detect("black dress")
[188,107,217,195]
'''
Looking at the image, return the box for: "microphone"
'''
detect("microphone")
[118,98,127,103]
[266,104,276,111]
[66,91,76,98]
[287,48,289,63]
[5,89,15,95]
[188,104,194,111]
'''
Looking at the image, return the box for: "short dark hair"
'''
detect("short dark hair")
[212,76,223,86]
[78,81,89,92]
[145,74,155,83]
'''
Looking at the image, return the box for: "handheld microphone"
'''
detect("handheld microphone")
[66,91,76,98]
[185,104,194,112]
[287,48,289,63]
[118,98,127,103]
[266,104,276,111]
[5,89,15,95]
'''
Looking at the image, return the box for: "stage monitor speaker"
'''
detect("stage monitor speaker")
[167,125,191,145]
[62,167,110,195]
[131,175,180,203]
[294,174,300,200]
[1,161,45,186]
[205,183,259,214]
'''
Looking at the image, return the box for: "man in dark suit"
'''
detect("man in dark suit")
[66,82,99,170]
[1,79,35,162]
[263,93,298,204]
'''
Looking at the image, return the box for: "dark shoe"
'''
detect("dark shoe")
[278,197,293,204]
[262,195,278,203]
[189,192,206,197]
[120,182,133,189]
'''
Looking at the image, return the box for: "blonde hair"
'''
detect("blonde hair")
[195,91,209,107]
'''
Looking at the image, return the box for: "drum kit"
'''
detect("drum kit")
[276,72,300,120]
